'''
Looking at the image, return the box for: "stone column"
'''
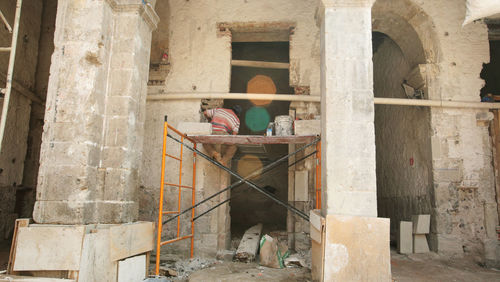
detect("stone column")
[320,0,377,217]
[318,1,391,280]
[33,0,159,224]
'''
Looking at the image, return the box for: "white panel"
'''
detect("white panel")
[14,225,85,271]
[295,170,309,201]
[118,255,146,282]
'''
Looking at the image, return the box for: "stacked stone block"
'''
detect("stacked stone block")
[33,0,158,224]
[412,214,430,253]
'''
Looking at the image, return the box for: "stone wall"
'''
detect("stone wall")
[419,0,497,257]
[374,0,498,259]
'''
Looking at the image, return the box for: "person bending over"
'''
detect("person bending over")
[203,105,242,166]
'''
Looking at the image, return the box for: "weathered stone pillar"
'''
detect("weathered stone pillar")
[320,0,377,217]
[317,1,391,280]
[34,0,159,224]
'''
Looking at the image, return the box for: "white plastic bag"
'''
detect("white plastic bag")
[464,0,500,25]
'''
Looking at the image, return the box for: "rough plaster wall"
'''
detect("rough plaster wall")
[373,36,433,238]
[374,0,498,257]
[0,0,43,241]
[151,0,169,63]
[143,0,321,256]
[418,0,498,257]
[163,0,320,94]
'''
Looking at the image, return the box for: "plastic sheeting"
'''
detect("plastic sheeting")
[464,0,500,25]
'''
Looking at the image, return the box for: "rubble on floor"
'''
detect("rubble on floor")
[157,257,217,281]
[187,261,312,282]
[235,224,263,263]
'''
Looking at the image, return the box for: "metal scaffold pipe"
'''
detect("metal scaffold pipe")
[0,0,22,152]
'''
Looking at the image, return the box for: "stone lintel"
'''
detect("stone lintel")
[105,0,160,30]
[321,0,376,8]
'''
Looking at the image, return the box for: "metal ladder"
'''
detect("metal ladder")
[0,0,22,152]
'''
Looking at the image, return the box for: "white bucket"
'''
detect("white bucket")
[274,115,293,136]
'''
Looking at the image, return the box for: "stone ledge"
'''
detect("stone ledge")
[33,200,138,224]
[321,0,376,8]
[105,0,160,30]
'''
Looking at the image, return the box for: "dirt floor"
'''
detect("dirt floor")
[180,249,500,282]
[390,250,500,282]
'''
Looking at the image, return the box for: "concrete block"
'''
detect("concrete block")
[398,221,413,254]
[235,224,263,262]
[295,170,309,201]
[177,122,212,135]
[79,229,116,282]
[294,120,321,136]
[14,225,86,271]
[413,234,430,253]
[323,215,391,281]
[117,255,147,282]
[412,214,430,234]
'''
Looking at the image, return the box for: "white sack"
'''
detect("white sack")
[464,0,500,25]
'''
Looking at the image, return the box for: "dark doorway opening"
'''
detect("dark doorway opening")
[226,41,292,241]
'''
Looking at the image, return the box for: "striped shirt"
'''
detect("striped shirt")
[205,108,240,134]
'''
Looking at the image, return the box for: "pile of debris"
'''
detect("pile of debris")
[232,224,310,269]
[158,257,217,281]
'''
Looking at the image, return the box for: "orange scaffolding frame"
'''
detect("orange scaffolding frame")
[155,117,197,276]
[315,141,322,210]
[153,117,322,275]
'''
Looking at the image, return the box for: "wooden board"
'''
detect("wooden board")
[13,225,85,271]
[490,109,500,225]
[0,274,75,281]
[188,135,318,145]
[310,211,325,282]
[7,219,29,274]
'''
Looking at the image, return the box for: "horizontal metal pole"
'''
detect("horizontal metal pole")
[375,97,500,109]
[147,92,319,102]
[0,47,11,52]
[147,90,500,109]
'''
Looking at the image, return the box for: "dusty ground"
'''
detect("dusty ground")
[188,262,310,282]
[181,249,500,282]
[391,250,500,282]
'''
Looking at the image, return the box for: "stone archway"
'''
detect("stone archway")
[372,0,440,251]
